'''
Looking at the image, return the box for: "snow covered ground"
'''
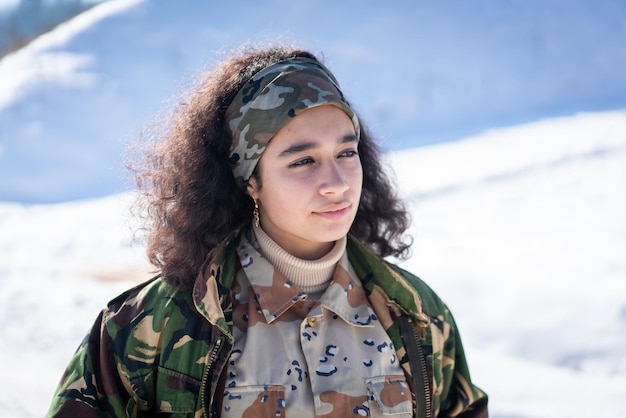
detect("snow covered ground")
[1,110,626,417]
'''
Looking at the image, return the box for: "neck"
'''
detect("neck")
[253,224,346,294]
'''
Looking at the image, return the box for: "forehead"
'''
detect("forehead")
[269,105,356,144]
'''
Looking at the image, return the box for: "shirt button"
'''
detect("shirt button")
[307,317,317,327]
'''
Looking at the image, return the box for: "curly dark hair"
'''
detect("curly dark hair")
[131,45,412,288]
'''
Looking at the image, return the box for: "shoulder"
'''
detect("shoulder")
[383,262,449,316]
[101,276,212,379]
[101,276,202,349]
[346,236,449,319]
[105,275,194,317]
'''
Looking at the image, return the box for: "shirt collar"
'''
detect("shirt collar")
[318,253,376,327]
[236,230,374,327]
[236,229,308,323]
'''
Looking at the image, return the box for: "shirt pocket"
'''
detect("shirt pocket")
[365,375,413,417]
[221,385,286,417]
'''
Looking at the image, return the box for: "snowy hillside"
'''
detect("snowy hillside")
[1,110,625,417]
[1,0,626,203]
[0,0,105,56]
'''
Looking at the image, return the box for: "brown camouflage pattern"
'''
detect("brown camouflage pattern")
[219,230,412,417]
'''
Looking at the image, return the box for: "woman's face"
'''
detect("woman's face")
[247,105,363,260]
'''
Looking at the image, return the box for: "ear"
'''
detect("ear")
[247,176,259,199]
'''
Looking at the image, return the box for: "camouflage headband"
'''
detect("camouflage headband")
[225,57,360,190]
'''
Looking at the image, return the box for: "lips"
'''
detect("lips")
[315,202,352,219]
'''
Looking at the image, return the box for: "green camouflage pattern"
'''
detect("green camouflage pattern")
[46,234,487,417]
[225,57,360,190]
[346,237,488,417]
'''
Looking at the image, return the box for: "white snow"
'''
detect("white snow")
[393,111,626,417]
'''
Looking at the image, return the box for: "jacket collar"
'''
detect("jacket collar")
[345,236,429,328]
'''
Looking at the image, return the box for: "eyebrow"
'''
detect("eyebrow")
[278,134,359,157]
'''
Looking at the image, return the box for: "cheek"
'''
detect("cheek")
[350,165,364,191]
[261,187,307,224]
[274,171,316,193]
[259,175,306,208]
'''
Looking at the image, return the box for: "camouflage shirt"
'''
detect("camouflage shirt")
[224,228,412,417]
[46,234,488,418]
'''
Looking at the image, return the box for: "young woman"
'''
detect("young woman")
[47,45,488,418]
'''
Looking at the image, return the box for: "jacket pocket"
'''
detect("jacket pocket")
[126,367,200,417]
[221,385,286,417]
[365,375,413,417]
[153,366,200,415]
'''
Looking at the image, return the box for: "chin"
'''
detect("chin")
[316,226,352,243]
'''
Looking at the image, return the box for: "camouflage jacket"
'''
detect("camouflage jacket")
[46,235,488,418]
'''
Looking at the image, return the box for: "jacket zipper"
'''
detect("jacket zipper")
[202,334,225,418]
[399,316,432,418]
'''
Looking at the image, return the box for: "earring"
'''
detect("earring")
[252,197,260,228]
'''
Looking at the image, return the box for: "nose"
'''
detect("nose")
[319,160,349,195]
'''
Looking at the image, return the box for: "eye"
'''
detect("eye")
[338,149,359,159]
[289,157,315,168]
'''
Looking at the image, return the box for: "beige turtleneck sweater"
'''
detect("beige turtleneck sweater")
[252,224,346,298]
